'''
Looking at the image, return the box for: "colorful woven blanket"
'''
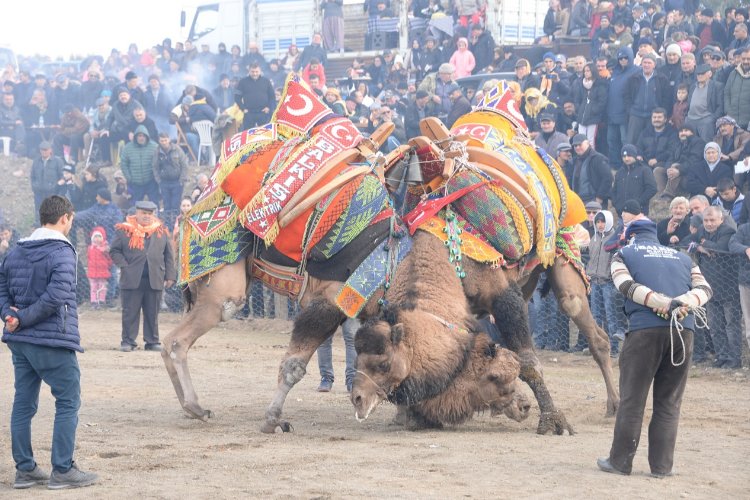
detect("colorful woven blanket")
[418,215,503,266]
[178,221,256,285]
[521,225,590,292]
[241,117,362,245]
[335,234,413,318]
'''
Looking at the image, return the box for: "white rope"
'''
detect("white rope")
[668,305,708,367]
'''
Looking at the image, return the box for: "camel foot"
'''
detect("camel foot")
[260,420,294,434]
[537,410,575,436]
[182,402,213,421]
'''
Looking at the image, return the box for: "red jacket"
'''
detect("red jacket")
[87,226,113,279]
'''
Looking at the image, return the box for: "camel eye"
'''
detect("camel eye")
[378,361,390,372]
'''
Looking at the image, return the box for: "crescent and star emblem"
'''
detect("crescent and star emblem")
[284,94,313,116]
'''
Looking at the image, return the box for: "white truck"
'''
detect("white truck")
[182,0,549,59]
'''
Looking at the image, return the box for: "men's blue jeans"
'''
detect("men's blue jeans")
[9,342,81,474]
[590,280,625,353]
[317,318,359,386]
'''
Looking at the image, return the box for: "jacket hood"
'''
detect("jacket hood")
[91,225,107,243]
[134,124,150,141]
[594,210,614,234]
[616,46,634,66]
[18,228,75,263]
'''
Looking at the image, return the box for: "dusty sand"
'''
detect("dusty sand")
[0,309,747,499]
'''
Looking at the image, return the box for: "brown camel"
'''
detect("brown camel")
[351,232,531,429]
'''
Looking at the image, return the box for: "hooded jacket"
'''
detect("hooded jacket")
[685,143,733,199]
[586,210,615,282]
[87,226,113,279]
[0,228,81,352]
[120,125,158,186]
[572,75,608,125]
[607,47,639,125]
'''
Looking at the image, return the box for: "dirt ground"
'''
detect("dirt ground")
[0,309,747,499]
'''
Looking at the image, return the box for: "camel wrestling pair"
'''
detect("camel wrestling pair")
[163,76,619,435]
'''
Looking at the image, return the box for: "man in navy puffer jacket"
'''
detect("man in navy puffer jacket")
[0,195,98,489]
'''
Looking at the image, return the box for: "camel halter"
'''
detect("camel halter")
[668,305,708,367]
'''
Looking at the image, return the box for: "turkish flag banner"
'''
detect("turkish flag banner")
[273,78,333,135]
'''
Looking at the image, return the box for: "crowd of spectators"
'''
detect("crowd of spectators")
[0,0,747,366]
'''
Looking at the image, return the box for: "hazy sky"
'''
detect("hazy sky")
[1,2,185,59]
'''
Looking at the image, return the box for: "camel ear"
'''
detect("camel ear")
[390,323,404,345]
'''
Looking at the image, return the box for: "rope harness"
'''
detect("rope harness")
[667,305,708,367]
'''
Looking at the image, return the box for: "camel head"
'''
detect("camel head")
[351,319,411,421]
[476,347,531,422]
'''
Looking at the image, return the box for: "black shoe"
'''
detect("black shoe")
[712,359,727,368]
[597,457,629,475]
[144,343,162,352]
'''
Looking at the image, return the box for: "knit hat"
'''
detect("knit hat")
[415,90,429,99]
[543,51,555,61]
[125,71,138,81]
[621,144,639,158]
[690,213,704,229]
[557,142,572,152]
[622,199,642,215]
[666,44,682,56]
[96,188,112,201]
[641,53,657,63]
[91,227,106,243]
[624,218,657,240]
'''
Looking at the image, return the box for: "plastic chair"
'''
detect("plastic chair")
[0,136,11,156]
[192,120,215,166]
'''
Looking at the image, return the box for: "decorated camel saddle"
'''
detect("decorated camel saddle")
[178,75,411,317]
[395,81,588,283]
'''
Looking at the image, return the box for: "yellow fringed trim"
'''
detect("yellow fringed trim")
[418,216,504,266]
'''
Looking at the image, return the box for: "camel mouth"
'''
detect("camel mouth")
[353,393,382,422]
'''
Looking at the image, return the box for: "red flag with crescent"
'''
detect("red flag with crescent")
[273,77,333,135]
[474,81,528,131]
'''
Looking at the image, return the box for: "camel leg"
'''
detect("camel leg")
[547,258,620,417]
[492,282,575,435]
[161,260,247,420]
[261,298,345,433]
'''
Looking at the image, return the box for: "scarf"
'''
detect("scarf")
[115,215,167,250]
[582,78,594,90]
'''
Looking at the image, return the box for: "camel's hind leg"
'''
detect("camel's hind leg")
[161,260,248,420]
[261,297,345,433]
[547,257,620,416]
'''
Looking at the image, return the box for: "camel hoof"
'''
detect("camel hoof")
[537,410,575,436]
[183,406,213,421]
[260,420,295,434]
[606,400,619,418]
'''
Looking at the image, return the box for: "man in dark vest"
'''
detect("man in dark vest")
[598,219,712,477]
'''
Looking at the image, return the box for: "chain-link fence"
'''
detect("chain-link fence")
[531,244,748,369]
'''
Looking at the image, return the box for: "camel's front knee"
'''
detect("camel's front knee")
[280,357,307,386]
[557,294,584,318]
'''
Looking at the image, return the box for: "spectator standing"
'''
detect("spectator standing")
[0,195,99,489]
[624,54,671,145]
[142,75,172,133]
[55,165,81,207]
[696,8,728,49]
[0,223,19,266]
[153,133,188,215]
[612,144,657,216]
[573,62,608,145]
[80,71,103,112]
[722,46,750,127]
[728,23,750,53]
[685,65,724,141]
[404,90,434,139]
[213,74,236,112]
[112,170,133,211]
[607,47,638,168]
[418,63,456,122]
[0,92,26,154]
[450,38,476,79]
[87,226,112,308]
[445,84,472,129]
[598,219,712,477]
[74,188,123,246]
[85,98,112,165]
[108,88,139,153]
[120,126,159,203]
[729,220,750,350]
[689,206,741,369]
[469,23,494,74]
[321,0,345,53]
[127,107,159,143]
[295,34,328,71]
[78,167,108,211]
[570,133,612,206]
[586,209,623,356]
[266,60,288,91]
[316,318,359,392]
[657,196,691,245]
[110,200,176,352]
[236,64,275,129]
[658,44,683,90]
[30,141,65,221]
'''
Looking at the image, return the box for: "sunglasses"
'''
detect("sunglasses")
[711,55,723,61]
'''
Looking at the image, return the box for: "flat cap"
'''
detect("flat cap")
[135,200,158,211]
[570,133,588,146]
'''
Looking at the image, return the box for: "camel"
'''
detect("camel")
[162,122,618,435]
[351,232,532,429]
